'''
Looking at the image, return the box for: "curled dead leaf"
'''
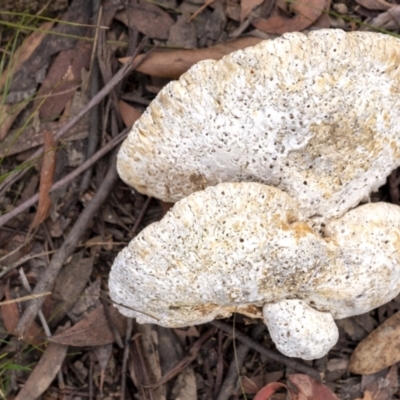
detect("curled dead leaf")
[369,5,400,30]
[120,37,262,79]
[15,342,68,400]
[118,100,143,127]
[115,0,174,40]
[355,0,392,10]
[288,374,338,400]
[31,130,57,228]
[50,304,126,347]
[349,311,400,375]
[252,0,327,34]
[240,0,264,21]
[254,381,290,400]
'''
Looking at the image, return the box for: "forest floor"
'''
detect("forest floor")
[1,0,400,399]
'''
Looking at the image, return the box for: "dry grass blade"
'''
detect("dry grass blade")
[0,292,52,306]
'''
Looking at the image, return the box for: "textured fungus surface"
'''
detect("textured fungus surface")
[109,182,400,358]
[263,299,339,360]
[117,29,400,220]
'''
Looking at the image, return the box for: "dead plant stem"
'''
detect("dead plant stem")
[211,320,321,382]
[16,152,119,338]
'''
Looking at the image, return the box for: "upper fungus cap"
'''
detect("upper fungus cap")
[109,182,400,359]
[117,29,400,220]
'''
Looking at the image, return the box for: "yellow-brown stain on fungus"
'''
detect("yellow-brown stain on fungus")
[290,221,315,240]
[192,303,220,316]
[189,173,208,190]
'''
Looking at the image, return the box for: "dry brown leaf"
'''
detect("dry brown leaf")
[226,3,241,20]
[50,304,126,347]
[50,253,94,326]
[115,0,174,40]
[15,342,68,400]
[167,13,197,49]
[187,0,216,23]
[242,375,264,394]
[358,365,398,400]
[349,311,400,375]
[31,130,57,228]
[136,324,167,400]
[0,102,29,142]
[355,390,374,400]
[2,285,21,336]
[1,285,44,346]
[171,368,197,400]
[33,40,91,120]
[254,381,291,400]
[240,0,264,21]
[118,100,143,128]
[288,374,339,400]
[0,22,54,91]
[369,5,400,29]
[252,0,326,34]
[355,0,392,10]
[312,0,331,28]
[120,37,262,79]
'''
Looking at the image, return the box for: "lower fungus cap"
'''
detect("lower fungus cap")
[109,182,400,359]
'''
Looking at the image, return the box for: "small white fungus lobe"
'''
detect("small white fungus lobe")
[263,299,339,360]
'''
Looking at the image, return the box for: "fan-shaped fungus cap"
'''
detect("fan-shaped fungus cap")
[117,29,400,220]
[109,182,400,359]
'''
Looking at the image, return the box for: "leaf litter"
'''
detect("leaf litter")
[1,0,400,398]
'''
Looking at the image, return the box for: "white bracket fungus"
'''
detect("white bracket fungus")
[109,182,400,359]
[117,29,400,221]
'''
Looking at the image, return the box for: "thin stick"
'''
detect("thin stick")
[120,318,133,400]
[211,320,321,382]
[16,153,119,338]
[142,327,217,389]
[80,1,102,192]
[0,128,128,228]
[131,196,152,235]
[217,323,265,400]
[19,268,66,389]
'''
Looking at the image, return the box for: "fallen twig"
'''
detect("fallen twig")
[217,323,265,400]
[120,318,133,400]
[142,327,217,390]
[211,320,321,382]
[16,152,119,338]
